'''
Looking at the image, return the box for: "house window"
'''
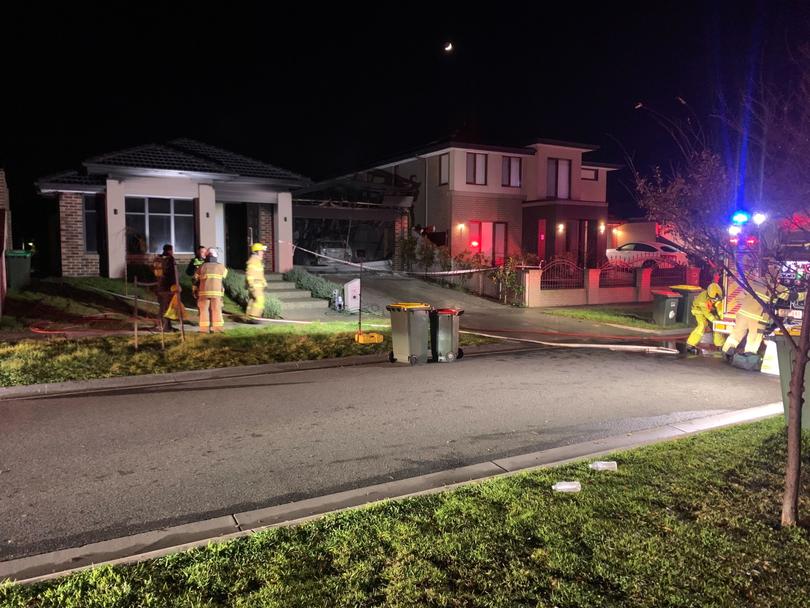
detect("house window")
[468,220,507,265]
[83,195,100,253]
[125,197,195,254]
[547,158,571,199]
[466,152,487,185]
[501,156,522,187]
[439,153,449,185]
[581,167,598,181]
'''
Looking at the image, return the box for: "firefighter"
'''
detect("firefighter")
[186,245,208,299]
[686,282,723,353]
[246,242,268,320]
[197,248,228,333]
[154,244,177,332]
[722,278,771,357]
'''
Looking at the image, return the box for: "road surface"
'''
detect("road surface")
[0,346,780,561]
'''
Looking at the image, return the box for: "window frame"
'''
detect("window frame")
[581,167,599,181]
[125,196,195,254]
[501,156,522,187]
[547,158,572,199]
[438,153,449,185]
[466,152,488,185]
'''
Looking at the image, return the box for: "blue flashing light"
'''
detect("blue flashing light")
[732,211,750,224]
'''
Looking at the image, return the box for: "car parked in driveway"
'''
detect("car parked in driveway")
[606,241,687,267]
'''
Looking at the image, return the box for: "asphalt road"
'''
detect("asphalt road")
[0,347,780,561]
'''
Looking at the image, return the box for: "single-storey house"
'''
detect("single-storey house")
[37,139,310,277]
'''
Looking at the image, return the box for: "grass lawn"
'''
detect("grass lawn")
[544,303,688,330]
[0,321,492,387]
[2,418,808,607]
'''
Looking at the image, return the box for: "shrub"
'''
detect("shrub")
[397,235,418,271]
[283,268,341,300]
[222,269,282,318]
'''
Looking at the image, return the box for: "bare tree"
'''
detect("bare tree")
[633,46,810,525]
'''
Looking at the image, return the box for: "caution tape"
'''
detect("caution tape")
[283,242,540,277]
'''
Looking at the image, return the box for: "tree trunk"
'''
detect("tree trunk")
[781,290,810,526]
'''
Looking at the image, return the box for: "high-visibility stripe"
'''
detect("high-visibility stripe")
[202,273,223,279]
[199,322,210,328]
[199,291,224,296]
[739,309,767,322]
[212,322,225,327]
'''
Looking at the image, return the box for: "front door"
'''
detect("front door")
[224,203,248,270]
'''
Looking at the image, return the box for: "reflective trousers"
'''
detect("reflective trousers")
[247,286,265,319]
[198,297,224,333]
[722,315,765,354]
[687,313,724,347]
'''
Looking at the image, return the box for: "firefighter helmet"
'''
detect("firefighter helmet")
[251,242,268,253]
[707,283,723,299]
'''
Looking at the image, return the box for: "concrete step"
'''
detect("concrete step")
[264,281,298,290]
[279,298,330,311]
[265,273,285,281]
[272,290,313,300]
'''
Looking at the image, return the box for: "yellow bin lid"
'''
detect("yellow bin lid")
[669,284,702,291]
[386,302,432,311]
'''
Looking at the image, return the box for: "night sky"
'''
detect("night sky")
[1,1,807,249]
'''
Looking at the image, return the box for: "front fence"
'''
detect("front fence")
[650,263,688,287]
[540,258,585,290]
[598,261,636,287]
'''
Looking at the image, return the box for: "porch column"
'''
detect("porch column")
[105,179,126,279]
[274,192,293,273]
[197,184,216,250]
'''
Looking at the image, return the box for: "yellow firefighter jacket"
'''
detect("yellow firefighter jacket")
[246,254,267,290]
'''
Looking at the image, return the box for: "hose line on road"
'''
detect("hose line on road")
[460,330,681,355]
[461,326,690,343]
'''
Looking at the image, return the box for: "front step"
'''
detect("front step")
[265,273,285,281]
[271,290,313,300]
[264,280,297,291]
[278,297,330,311]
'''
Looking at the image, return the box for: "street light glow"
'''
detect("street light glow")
[728,225,742,236]
[752,212,767,225]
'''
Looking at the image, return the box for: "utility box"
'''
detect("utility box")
[670,284,702,326]
[651,289,682,326]
[344,278,360,313]
[5,250,31,290]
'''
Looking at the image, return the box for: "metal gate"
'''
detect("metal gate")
[540,258,585,289]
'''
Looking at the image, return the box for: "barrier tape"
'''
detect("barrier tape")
[283,242,540,277]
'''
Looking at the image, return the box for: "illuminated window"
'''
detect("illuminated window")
[468,220,507,265]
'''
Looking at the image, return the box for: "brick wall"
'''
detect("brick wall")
[393,212,410,270]
[258,204,275,272]
[58,192,100,276]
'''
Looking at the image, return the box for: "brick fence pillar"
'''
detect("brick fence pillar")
[635,267,652,302]
[686,266,701,286]
[585,269,601,304]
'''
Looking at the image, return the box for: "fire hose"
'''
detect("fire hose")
[460,330,681,355]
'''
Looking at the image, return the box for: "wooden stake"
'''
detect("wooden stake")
[134,276,139,351]
[174,260,185,343]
